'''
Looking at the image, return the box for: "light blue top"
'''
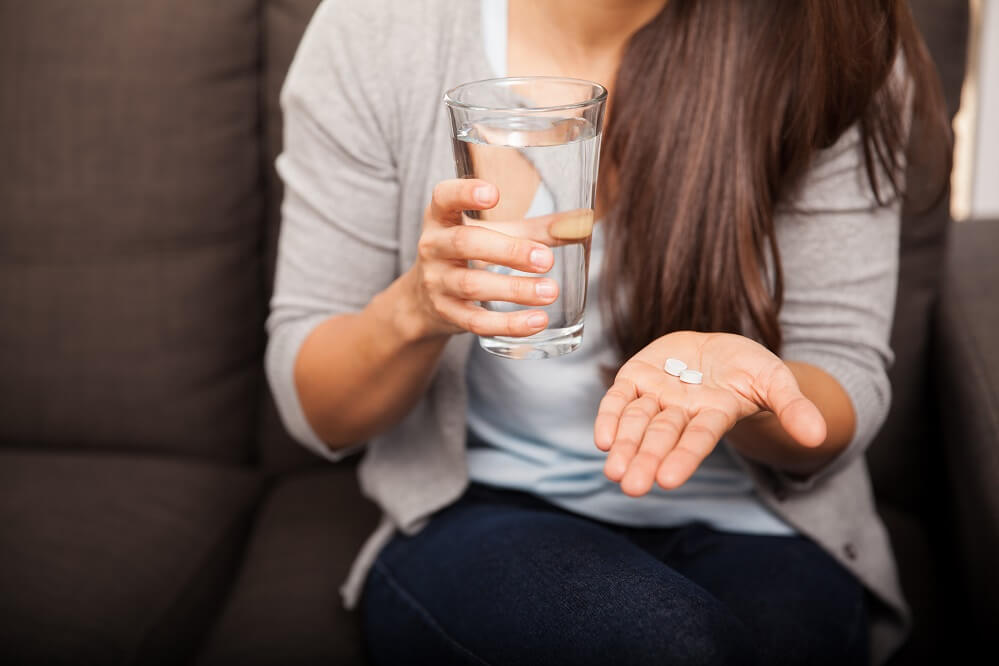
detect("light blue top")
[465,0,793,534]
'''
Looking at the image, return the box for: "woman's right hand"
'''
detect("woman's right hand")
[402,178,559,340]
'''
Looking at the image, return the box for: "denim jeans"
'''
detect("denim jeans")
[361,483,868,665]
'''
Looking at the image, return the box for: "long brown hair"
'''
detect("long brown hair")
[601,0,950,364]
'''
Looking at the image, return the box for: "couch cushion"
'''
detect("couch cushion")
[0,1,263,462]
[878,503,946,664]
[197,464,380,666]
[866,0,969,510]
[935,219,999,639]
[0,451,260,665]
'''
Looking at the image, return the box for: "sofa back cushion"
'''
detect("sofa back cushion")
[866,0,969,509]
[0,1,263,462]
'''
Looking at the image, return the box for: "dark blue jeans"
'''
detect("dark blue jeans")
[361,483,868,665]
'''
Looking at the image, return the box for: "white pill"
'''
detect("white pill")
[664,358,687,377]
[679,369,703,385]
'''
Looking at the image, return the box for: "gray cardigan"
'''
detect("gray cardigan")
[266,1,909,662]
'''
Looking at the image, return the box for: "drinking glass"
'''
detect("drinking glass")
[443,77,607,359]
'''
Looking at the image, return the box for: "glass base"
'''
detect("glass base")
[478,323,583,360]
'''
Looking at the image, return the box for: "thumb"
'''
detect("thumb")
[764,366,827,448]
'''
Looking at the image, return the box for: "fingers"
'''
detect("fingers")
[594,379,638,451]
[420,224,554,273]
[428,179,498,225]
[434,295,548,338]
[594,359,692,454]
[764,366,827,448]
[471,208,595,248]
[656,409,735,490]
[620,407,687,497]
[440,268,558,307]
[603,395,659,483]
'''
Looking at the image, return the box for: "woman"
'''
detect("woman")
[267,0,948,663]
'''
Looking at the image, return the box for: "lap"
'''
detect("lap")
[361,485,866,666]
[626,524,869,665]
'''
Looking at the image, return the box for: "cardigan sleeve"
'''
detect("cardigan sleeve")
[763,52,913,490]
[265,0,402,461]
[774,128,899,487]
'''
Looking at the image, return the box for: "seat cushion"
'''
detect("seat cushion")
[197,464,380,666]
[0,0,263,461]
[0,451,261,665]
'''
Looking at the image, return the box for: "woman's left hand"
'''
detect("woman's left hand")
[595,331,827,496]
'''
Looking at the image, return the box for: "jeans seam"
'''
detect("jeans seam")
[372,560,494,666]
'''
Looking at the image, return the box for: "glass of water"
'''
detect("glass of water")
[443,77,607,360]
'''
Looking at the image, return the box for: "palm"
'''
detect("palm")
[594,331,824,497]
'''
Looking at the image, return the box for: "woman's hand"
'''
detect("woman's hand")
[401,178,559,340]
[595,332,828,497]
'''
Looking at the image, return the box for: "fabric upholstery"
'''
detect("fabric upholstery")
[0,1,263,462]
[256,0,325,472]
[866,0,969,510]
[197,464,380,666]
[935,219,999,635]
[908,0,973,119]
[0,451,260,665]
[878,503,950,665]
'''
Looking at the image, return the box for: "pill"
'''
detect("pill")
[664,358,687,376]
[679,369,703,385]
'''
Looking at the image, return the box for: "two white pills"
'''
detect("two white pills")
[664,358,703,385]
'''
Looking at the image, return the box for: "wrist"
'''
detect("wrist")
[370,268,448,348]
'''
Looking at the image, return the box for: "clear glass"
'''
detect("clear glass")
[444,77,607,359]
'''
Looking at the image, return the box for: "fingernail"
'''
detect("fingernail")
[527,313,547,328]
[529,248,551,269]
[535,280,556,298]
[473,185,494,205]
[549,209,594,240]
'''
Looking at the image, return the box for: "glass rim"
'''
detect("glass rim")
[443,76,608,113]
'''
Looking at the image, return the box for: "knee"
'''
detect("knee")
[653,599,757,666]
[607,590,758,666]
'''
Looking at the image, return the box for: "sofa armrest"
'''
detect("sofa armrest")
[933,218,999,627]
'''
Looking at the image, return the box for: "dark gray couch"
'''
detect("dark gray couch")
[0,1,993,664]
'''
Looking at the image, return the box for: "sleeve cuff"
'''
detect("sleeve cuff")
[264,314,365,463]
[771,347,891,491]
